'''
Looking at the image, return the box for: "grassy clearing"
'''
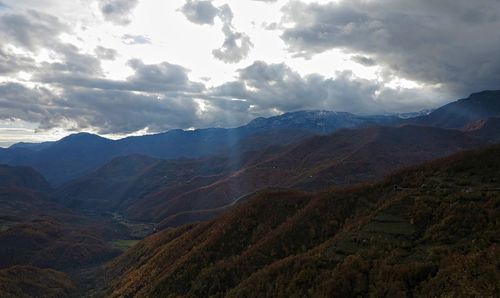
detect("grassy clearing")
[111,239,140,251]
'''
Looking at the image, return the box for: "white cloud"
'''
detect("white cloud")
[0,0,498,145]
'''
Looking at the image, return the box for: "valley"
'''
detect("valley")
[0,90,499,297]
[98,145,500,297]
[2,1,500,296]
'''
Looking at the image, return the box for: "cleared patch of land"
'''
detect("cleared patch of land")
[111,240,140,251]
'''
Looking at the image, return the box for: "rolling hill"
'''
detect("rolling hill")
[0,164,51,193]
[0,165,125,270]
[0,266,75,298]
[98,145,500,297]
[55,123,497,227]
[0,165,140,296]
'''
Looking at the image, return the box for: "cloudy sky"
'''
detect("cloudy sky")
[1,0,499,146]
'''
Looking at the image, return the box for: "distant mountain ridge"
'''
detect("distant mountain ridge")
[409,90,500,128]
[8,141,55,151]
[2,90,500,185]
[0,111,400,185]
[245,110,398,133]
[54,122,499,227]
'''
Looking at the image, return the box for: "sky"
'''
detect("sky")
[1,0,500,146]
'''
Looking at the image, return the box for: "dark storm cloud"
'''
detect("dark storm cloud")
[0,83,59,126]
[180,0,218,25]
[212,61,377,112]
[0,82,203,134]
[351,55,376,67]
[36,58,204,94]
[280,0,500,95]
[0,10,67,51]
[0,48,35,75]
[0,11,99,78]
[100,0,138,25]
[126,59,204,92]
[95,46,118,60]
[47,44,104,76]
[212,61,442,114]
[0,11,96,77]
[55,88,201,134]
[25,55,209,133]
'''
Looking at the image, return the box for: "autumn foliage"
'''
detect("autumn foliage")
[98,145,500,297]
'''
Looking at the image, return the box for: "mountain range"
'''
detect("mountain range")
[54,122,499,228]
[0,112,398,186]
[2,90,500,187]
[0,90,500,297]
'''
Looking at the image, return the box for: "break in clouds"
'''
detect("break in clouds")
[0,0,499,138]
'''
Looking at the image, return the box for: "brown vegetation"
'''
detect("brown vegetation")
[56,124,495,228]
[0,266,75,298]
[100,145,500,297]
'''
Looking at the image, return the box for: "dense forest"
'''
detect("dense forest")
[96,145,500,297]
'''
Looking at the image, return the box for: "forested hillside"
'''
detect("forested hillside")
[99,145,500,297]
